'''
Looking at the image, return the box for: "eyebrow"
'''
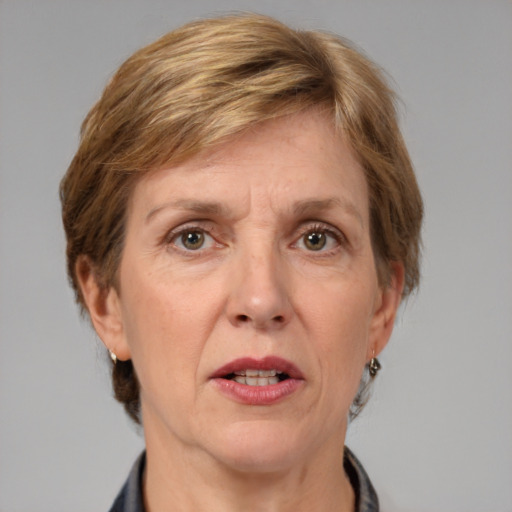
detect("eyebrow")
[145,199,231,223]
[145,197,364,226]
[292,197,364,227]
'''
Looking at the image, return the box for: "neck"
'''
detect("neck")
[142,422,355,512]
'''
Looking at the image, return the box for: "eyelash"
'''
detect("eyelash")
[164,222,346,255]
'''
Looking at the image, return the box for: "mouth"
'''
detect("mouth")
[224,369,290,386]
[211,356,303,383]
[210,357,304,405]
[224,369,288,386]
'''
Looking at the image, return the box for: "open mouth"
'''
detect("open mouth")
[222,369,290,386]
[211,357,303,404]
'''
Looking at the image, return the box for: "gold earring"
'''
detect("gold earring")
[109,350,117,363]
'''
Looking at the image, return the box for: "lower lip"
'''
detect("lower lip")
[211,378,303,405]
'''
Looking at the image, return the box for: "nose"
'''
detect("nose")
[226,247,293,330]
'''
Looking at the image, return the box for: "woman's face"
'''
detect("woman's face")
[92,110,401,472]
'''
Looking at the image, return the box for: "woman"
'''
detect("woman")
[60,13,422,512]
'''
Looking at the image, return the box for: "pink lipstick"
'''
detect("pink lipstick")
[210,356,304,405]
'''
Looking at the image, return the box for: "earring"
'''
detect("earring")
[109,350,117,363]
[369,351,381,377]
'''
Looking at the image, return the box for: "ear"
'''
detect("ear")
[367,262,405,360]
[75,256,131,361]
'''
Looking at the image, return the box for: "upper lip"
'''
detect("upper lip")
[211,356,304,380]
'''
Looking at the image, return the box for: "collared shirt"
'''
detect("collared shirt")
[109,447,379,512]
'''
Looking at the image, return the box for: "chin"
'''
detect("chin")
[206,420,308,474]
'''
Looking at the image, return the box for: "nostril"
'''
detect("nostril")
[234,313,287,326]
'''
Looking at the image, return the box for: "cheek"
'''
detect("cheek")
[119,278,196,381]
[119,265,227,388]
[301,278,375,380]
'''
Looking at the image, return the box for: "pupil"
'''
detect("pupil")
[183,231,204,249]
[305,232,325,250]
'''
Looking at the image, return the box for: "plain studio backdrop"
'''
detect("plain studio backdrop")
[0,1,511,511]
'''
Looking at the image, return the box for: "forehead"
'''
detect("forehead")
[130,110,369,226]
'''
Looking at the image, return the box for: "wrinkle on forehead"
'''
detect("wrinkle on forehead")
[136,110,368,230]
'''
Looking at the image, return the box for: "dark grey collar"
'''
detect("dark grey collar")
[344,446,380,512]
[109,452,145,512]
[109,447,379,512]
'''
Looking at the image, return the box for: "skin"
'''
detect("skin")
[78,110,404,512]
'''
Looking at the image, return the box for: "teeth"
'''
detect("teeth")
[235,369,277,377]
[233,376,279,386]
[259,377,278,385]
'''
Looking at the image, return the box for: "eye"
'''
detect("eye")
[295,226,342,252]
[172,229,215,251]
[304,231,327,251]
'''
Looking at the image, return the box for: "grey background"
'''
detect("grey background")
[1,1,511,511]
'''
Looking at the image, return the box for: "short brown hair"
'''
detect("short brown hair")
[61,13,423,423]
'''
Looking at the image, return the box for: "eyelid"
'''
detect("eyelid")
[298,221,345,238]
